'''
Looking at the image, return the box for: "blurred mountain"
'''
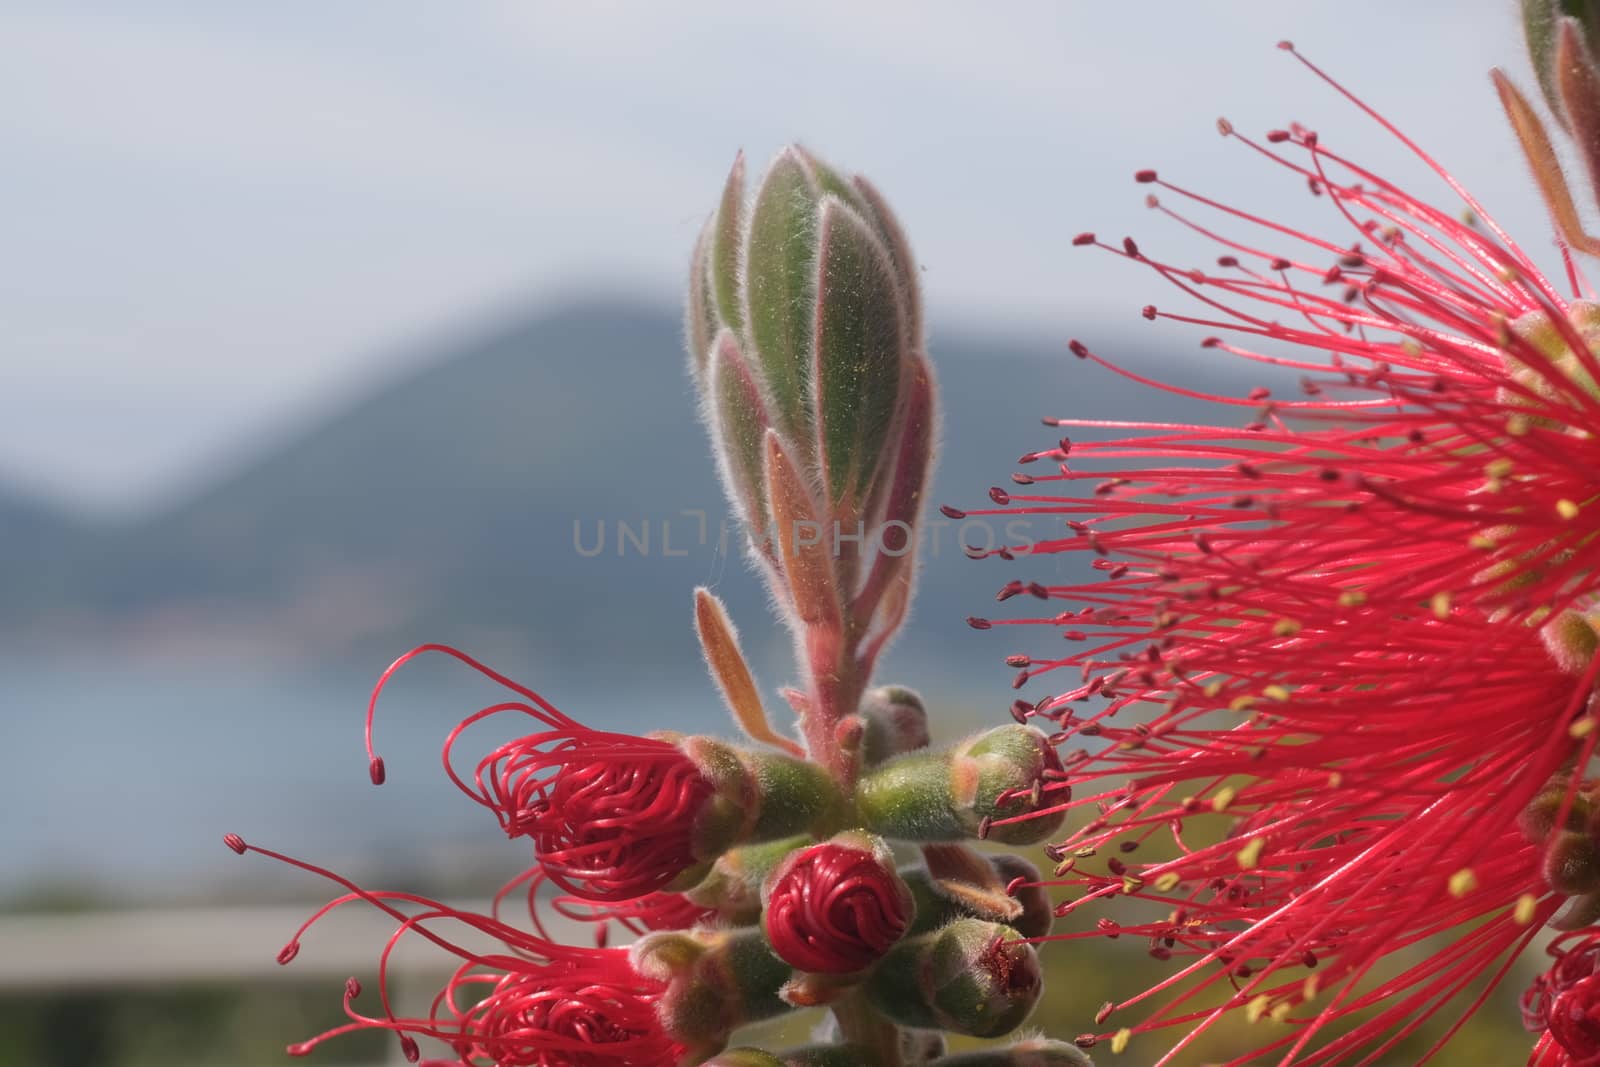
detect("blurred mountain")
[0,297,1268,701]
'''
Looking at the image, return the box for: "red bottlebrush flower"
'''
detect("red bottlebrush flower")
[963,46,1600,1065]
[366,644,716,902]
[1527,932,1600,1067]
[761,834,912,974]
[223,835,686,1066]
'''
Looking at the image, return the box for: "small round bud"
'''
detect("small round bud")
[1547,831,1600,896]
[763,834,913,974]
[866,919,1042,1038]
[859,685,932,766]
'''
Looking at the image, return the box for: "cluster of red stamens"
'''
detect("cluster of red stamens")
[228,643,719,1063]
[961,44,1600,1065]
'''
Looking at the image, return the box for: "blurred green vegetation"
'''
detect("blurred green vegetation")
[0,983,382,1067]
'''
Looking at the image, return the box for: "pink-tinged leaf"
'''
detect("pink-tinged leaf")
[693,588,803,756]
[853,174,923,349]
[1557,18,1600,215]
[712,152,746,334]
[707,330,774,543]
[793,145,870,213]
[1494,68,1600,256]
[685,220,718,382]
[856,351,936,627]
[811,198,906,511]
[763,429,842,630]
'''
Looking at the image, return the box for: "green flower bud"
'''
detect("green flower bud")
[671,735,845,879]
[1520,780,1594,843]
[685,835,813,924]
[706,1048,878,1067]
[632,927,795,1049]
[859,685,932,766]
[856,726,1066,845]
[864,919,1042,1038]
[1546,829,1600,895]
[931,1037,1096,1066]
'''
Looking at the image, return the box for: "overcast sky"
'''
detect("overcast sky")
[0,2,1546,514]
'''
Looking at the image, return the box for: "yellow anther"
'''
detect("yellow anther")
[1264,684,1291,702]
[1212,786,1237,813]
[1448,868,1478,897]
[1559,499,1581,519]
[1111,1029,1131,1054]
[1153,872,1182,892]
[1571,717,1596,739]
[1328,771,1343,788]
[1245,994,1271,1024]
[1338,589,1367,607]
[1468,533,1498,550]
[1514,893,1539,926]
[1431,592,1452,620]
[1485,458,1514,479]
[1203,680,1224,699]
[1270,1002,1292,1023]
[1229,695,1256,712]
[1121,874,1144,894]
[1507,414,1531,436]
[1273,618,1302,637]
[1302,974,1321,1002]
[1236,837,1265,870]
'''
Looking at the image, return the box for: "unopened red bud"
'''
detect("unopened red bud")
[763,834,913,973]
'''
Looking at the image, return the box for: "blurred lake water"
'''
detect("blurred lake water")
[1,653,731,904]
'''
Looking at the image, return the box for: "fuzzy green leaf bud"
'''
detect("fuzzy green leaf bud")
[856,725,1066,845]
[864,918,1042,1038]
[632,927,795,1049]
[687,146,934,633]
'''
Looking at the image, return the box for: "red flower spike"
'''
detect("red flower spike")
[233,837,686,1066]
[364,644,716,902]
[976,49,1600,1066]
[763,834,913,974]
